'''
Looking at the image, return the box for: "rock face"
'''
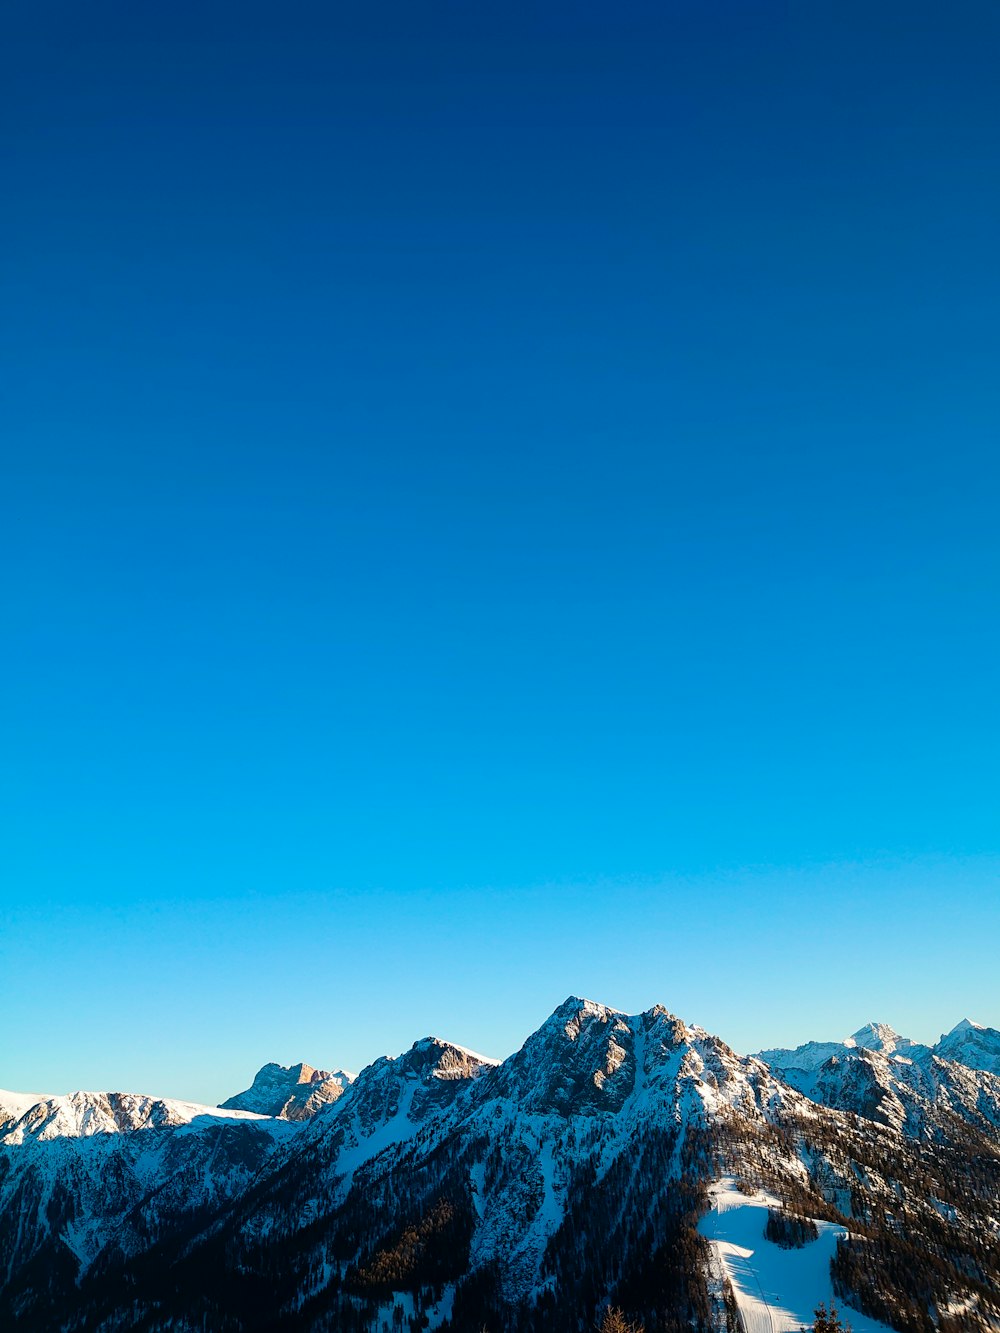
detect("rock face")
[220,1062,355,1121]
[3,1001,1000,1333]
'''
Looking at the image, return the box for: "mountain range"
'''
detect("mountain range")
[2,1002,999,1332]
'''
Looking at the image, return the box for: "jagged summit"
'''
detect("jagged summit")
[488,996,724,1119]
[220,1062,354,1121]
[407,1035,501,1074]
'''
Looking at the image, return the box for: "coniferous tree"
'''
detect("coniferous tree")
[813,1301,853,1333]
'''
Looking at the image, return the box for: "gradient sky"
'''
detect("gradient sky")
[3,0,999,1106]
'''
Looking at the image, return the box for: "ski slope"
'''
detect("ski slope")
[700,1180,891,1333]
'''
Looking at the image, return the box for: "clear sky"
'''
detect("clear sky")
[2,0,999,1106]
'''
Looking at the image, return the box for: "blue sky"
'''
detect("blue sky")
[3,0,999,1105]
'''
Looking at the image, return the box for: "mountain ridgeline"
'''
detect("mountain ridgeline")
[2,1004,1000,1332]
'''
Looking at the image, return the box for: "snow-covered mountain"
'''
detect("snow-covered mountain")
[758,1016,1000,1084]
[756,1020,931,1096]
[845,1021,930,1059]
[0,1089,266,1142]
[3,1002,999,1333]
[756,1018,1000,1138]
[220,1062,355,1120]
[935,1018,1000,1076]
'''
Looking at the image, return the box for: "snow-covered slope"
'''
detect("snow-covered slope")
[220,1061,355,1120]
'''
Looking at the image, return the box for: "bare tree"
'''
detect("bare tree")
[599,1307,645,1333]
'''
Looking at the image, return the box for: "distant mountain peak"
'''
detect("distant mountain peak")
[934,1018,1000,1076]
[947,1017,983,1036]
[848,1020,902,1050]
[220,1062,354,1121]
[845,1021,930,1061]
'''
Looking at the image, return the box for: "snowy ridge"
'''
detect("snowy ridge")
[757,1015,999,1081]
[1,1089,267,1145]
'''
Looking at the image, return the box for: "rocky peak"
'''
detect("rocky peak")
[327,1036,496,1143]
[220,1062,354,1121]
[488,997,702,1117]
[398,1037,498,1081]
